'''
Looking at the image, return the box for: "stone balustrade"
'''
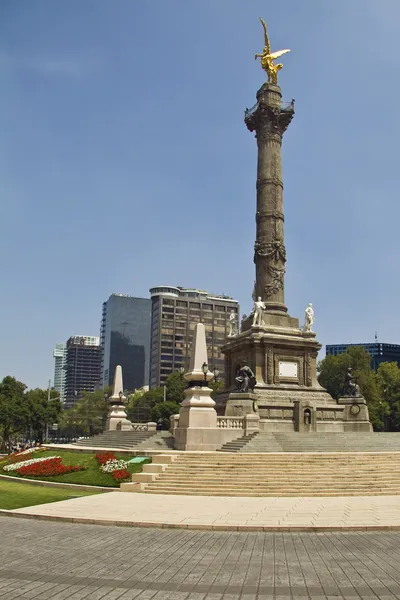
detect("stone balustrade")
[131,422,157,432]
[217,417,244,429]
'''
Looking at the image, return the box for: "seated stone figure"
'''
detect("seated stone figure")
[235,361,257,393]
[342,367,361,397]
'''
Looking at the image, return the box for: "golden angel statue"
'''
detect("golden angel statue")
[255,17,290,85]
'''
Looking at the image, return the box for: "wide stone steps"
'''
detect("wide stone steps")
[220,432,400,453]
[138,451,400,497]
[217,432,258,452]
[73,430,156,449]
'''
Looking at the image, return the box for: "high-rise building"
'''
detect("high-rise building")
[326,343,400,370]
[100,294,151,391]
[64,335,101,408]
[149,286,239,388]
[53,343,67,403]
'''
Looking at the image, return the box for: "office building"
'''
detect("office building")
[149,286,239,388]
[100,294,151,391]
[53,343,67,403]
[64,335,101,408]
[326,342,400,370]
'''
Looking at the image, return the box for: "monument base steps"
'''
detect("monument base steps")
[121,451,400,497]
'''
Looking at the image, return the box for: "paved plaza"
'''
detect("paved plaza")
[2,517,400,599]
[8,492,400,530]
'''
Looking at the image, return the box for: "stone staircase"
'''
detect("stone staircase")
[125,452,400,497]
[219,432,400,453]
[72,430,164,450]
[217,432,259,452]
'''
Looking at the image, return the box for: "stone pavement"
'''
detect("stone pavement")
[9,492,400,530]
[2,517,400,599]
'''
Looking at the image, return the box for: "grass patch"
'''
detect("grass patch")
[0,479,101,510]
[0,450,151,487]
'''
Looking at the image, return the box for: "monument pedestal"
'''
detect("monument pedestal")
[338,396,373,432]
[218,318,352,433]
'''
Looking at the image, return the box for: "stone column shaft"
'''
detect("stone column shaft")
[245,83,294,314]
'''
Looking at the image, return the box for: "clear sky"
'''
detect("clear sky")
[1,0,400,389]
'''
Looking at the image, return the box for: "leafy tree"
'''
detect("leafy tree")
[25,388,63,443]
[165,371,186,403]
[0,376,28,451]
[150,401,181,430]
[375,362,400,431]
[318,346,384,430]
[209,378,225,397]
[61,388,111,437]
[126,387,163,423]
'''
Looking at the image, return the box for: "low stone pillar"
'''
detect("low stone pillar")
[147,422,157,432]
[244,412,260,435]
[170,414,179,435]
[338,396,373,432]
[225,392,257,417]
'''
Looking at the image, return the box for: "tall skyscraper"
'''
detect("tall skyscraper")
[326,342,400,370]
[100,294,151,391]
[149,286,239,388]
[64,335,101,408]
[53,343,67,403]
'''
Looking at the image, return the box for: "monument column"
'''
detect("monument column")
[246,84,294,315]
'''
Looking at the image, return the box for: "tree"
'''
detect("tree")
[61,388,110,437]
[209,378,225,398]
[25,388,63,443]
[165,372,186,403]
[150,401,181,430]
[0,376,28,451]
[126,387,163,423]
[318,346,384,431]
[375,362,400,431]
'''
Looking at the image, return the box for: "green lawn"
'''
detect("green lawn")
[0,450,151,487]
[0,479,101,510]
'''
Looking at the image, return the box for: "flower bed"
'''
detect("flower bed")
[112,469,130,482]
[100,459,129,474]
[95,452,116,465]
[7,448,45,464]
[3,456,60,472]
[17,457,84,477]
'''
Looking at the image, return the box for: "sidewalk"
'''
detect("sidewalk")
[7,492,400,531]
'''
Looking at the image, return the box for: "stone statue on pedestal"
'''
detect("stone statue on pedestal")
[304,303,315,332]
[252,297,266,327]
[228,310,238,337]
[342,367,362,398]
[235,362,257,393]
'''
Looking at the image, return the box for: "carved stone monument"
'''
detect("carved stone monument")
[105,365,133,431]
[216,19,372,433]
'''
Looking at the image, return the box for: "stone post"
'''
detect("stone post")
[174,323,219,451]
[244,412,260,435]
[105,365,133,431]
[245,84,294,315]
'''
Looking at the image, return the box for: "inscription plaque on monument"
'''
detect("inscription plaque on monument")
[279,361,298,378]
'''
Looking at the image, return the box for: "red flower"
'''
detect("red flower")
[95,452,116,465]
[18,457,84,477]
[112,469,130,482]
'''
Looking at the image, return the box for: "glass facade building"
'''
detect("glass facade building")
[149,286,239,388]
[64,335,101,408]
[53,343,67,403]
[100,294,151,391]
[326,342,400,370]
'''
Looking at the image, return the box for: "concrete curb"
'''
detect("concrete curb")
[0,473,114,493]
[1,510,399,532]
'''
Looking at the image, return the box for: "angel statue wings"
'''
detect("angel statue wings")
[254,17,290,85]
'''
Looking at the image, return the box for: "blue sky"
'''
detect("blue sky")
[1,0,400,389]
